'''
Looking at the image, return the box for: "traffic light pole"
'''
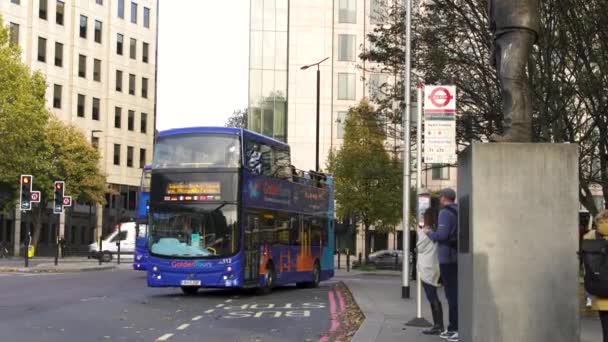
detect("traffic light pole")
[54,212,60,266]
[24,211,29,268]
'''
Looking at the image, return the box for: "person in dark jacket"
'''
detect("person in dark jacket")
[424,188,458,341]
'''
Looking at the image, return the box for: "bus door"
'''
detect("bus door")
[243,214,260,285]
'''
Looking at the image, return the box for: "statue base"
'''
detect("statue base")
[458,143,579,342]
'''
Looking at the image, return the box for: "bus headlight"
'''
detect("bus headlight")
[152,266,159,273]
[157,275,162,280]
[227,266,232,272]
[223,275,228,280]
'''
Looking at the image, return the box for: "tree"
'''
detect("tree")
[30,119,106,248]
[360,0,608,215]
[0,18,49,210]
[328,100,403,260]
[225,108,248,128]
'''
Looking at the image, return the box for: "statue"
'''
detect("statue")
[488,0,540,143]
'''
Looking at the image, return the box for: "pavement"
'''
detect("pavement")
[0,256,129,273]
[335,269,602,342]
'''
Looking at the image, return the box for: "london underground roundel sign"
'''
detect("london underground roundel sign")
[424,85,456,112]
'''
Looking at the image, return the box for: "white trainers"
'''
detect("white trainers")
[447,332,459,341]
[440,330,457,339]
[586,297,593,308]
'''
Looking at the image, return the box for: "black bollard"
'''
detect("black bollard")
[346,250,351,272]
[337,250,341,270]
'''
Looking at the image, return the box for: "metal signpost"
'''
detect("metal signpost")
[19,175,37,268]
[53,181,72,266]
[402,0,412,301]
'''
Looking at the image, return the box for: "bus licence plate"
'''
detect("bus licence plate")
[181,280,201,286]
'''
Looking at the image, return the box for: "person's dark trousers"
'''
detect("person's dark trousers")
[422,282,439,303]
[422,282,443,334]
[601,311,608,342]
[440,262,458,331]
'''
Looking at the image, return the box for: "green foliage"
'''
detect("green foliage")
[0,18,49,207]
[328,100,403,258]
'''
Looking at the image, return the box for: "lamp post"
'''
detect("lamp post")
[90,130,102,264]
[301,57,329,172]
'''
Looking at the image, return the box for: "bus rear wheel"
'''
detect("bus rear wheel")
[181,286,199,295]
[258,263,275,295]
[297,262,321,289]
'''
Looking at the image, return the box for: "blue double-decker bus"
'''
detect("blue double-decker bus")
[133,165,151,271]
[146,127,334,294]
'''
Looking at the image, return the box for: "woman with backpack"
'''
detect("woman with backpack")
[583,209,608,341]
[417,200,443,335]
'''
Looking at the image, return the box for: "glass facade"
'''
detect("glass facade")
[248,0,288,142]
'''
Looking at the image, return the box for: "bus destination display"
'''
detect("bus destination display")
[163,182,221,202]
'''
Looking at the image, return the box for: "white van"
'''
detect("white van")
[88,222,145,262]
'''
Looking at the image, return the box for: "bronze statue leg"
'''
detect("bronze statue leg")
[492,30,535,142]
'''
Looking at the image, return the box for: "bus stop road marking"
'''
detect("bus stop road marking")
[176,324,190,331]
[204,309,215,314]
[155,333,173,341]
[216,303,225,308]
[191,316,202,321]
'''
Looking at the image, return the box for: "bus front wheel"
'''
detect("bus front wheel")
[181,286,199,295]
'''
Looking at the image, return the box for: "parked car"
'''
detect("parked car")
[88,222,138,262]
[353,249,404,269]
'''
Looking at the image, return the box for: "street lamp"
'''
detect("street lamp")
[301,57,330,173]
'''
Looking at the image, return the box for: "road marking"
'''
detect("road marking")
[176,323,190,331]
[204,309,215,314]
[191,316,202,321]
[215,303,224,308]
[225,299,232,303]
[155,333,173,341]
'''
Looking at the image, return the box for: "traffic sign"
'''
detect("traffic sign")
[423,85,457,164]
[63,196,72,207]
[30,191,41,203]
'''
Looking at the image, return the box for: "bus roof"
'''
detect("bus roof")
[143,164,152,170]
[158,127,289,150]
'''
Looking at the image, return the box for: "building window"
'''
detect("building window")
[114,107,122,128]
[129,74,135,95]
[338,73,355,100]
[94,20,102,43]
[141,77,148,98]
[142,42,149,63]
[129,38,136,59]
[9,23,19,46]
[139,148,146,168]
[39,0,48,20]
[80,15,87,39]
[92,137,99,149]
[140,113,147,133]
[115,70,123,91]
[432,165,450,180]
[92,98,100,121]
[144,7,150,28]
[116,33,123,55]
[37,37,46,62]
[127,146,134,167]
[77,94,85,117]
[93,59,101,81]
[338,34,355,61]
[56,1,64,25]
[131,2,138,24]
[53,84,62,109]
[370,0,385,24]
[78,54,86,78]
[113,144,121,165]
[339,0,356,24]
[54,42,63,67]
[128,110,134,131]
[118,0,124,18]
[337,111,347,139]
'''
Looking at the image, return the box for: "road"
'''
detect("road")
[0,269,342,342]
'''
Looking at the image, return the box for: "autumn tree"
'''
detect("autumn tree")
[360,0,608,214]
[0,18,49,209]
[328,100,403,260]
[225,108,248,128]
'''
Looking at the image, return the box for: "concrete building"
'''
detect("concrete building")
[248,0,456,255]
[0,0,157,255]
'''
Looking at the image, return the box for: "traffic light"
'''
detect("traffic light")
[54,181,65,214]
[20,175,32,211]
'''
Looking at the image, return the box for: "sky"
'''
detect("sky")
[156,1,249,130]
